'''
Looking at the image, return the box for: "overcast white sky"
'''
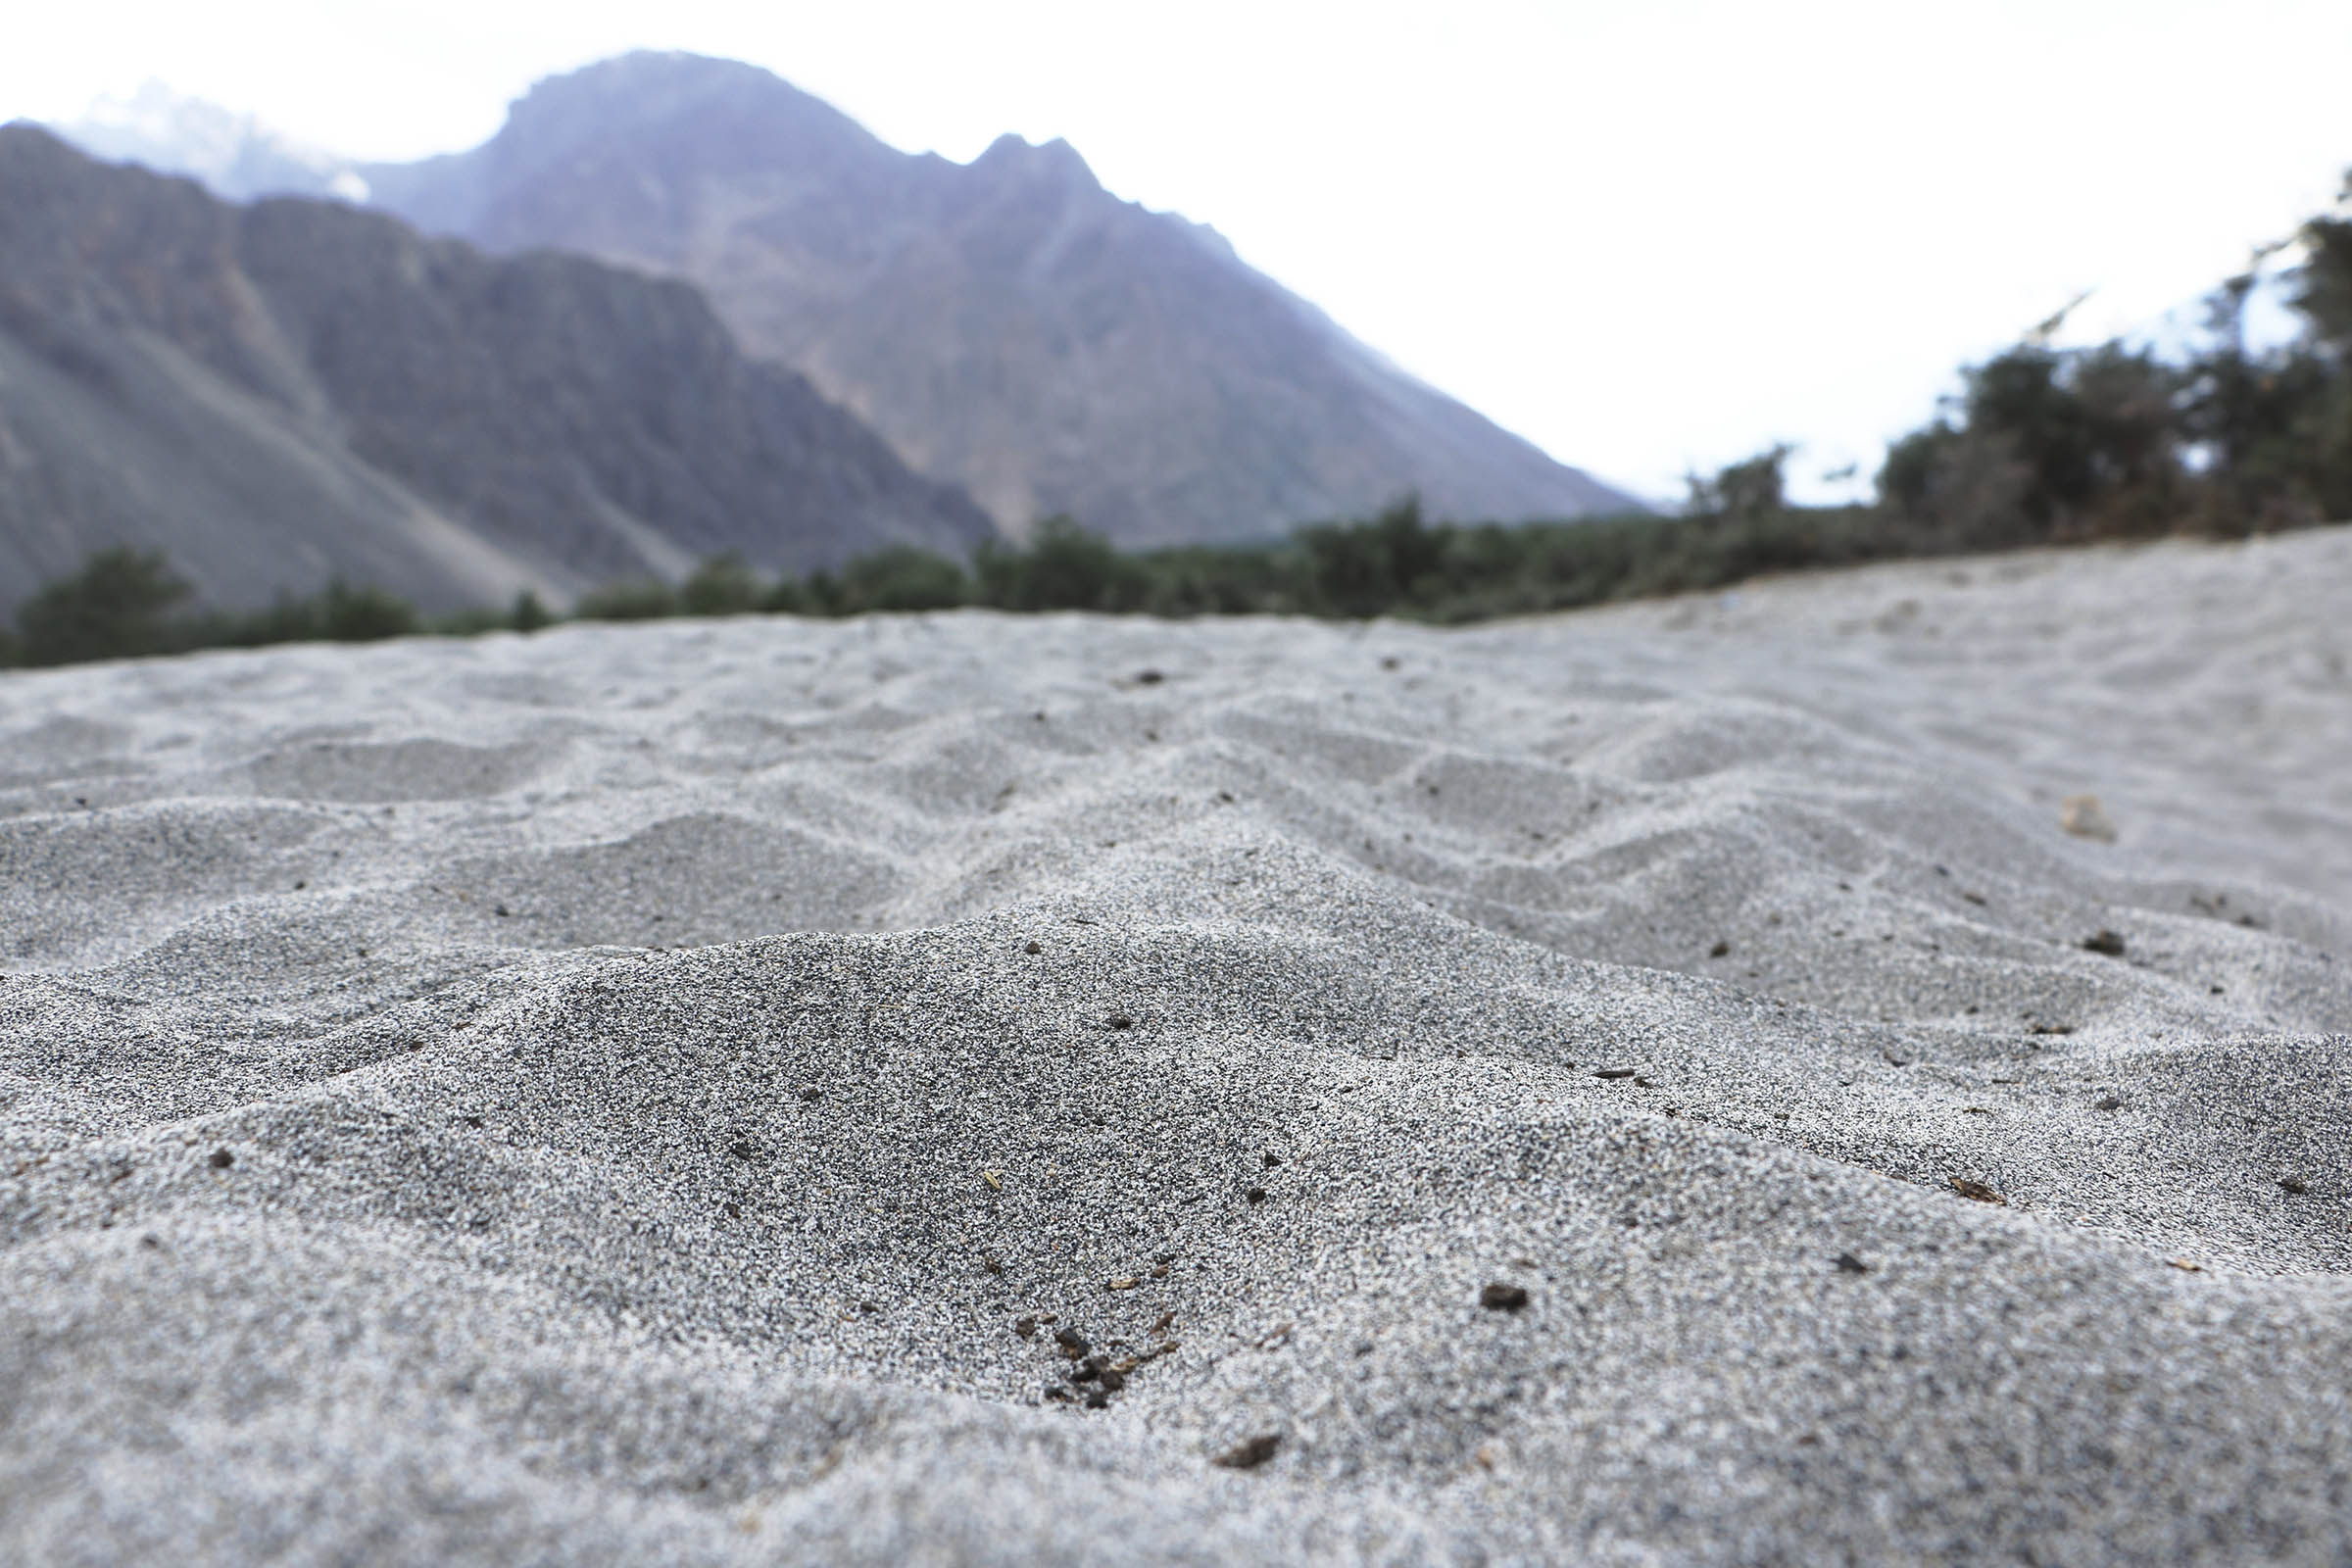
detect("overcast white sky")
[7,0,2350,504]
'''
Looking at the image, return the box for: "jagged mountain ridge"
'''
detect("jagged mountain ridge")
[0,124,996,611]
[363,52,1640,545]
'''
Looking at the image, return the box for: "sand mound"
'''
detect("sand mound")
[4,530,2349,1563]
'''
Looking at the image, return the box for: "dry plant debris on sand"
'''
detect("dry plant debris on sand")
[3,528,2350,1564]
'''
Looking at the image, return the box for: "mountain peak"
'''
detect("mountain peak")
[971,132,1100,191]
[497,51,878,159]
[509,50,819,117]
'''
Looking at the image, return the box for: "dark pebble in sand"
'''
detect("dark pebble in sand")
[1262,1152,1283,1167]
[1246,1187,1268,1204]
[1084,1390,1110,1409]
[1213,1434,1282,1470]
[1949,1176,2006,1204]
[1099,1368,1126,1393]
[207,1149,235,1170]
[1014,1316,1039,1339]
[2094,1095,2125,1111]
[2082,930,2127,956]
[1480,1283,1530,1312]
[727,1140,761,1161]
[1105,1015,1135,1030]
[799,1088,822,1103]
[1834,1252,1871,1274]
[1134,669,1165,685]
[723,1201,742,1219]
[2280,1176,2310,1195]
[494,903,511,918]
[1709,940,1731,957]
[1593,1066,1638,1080]
[1024,940,1042,955]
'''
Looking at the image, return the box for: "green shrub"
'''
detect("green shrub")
[1131,541,1303,616]
[575,576,679,620]
[681,554,763,616]
[1298,496,1445,617]
[319,581,419,641]
[13,547,191,665]
[760,574,814,614]
[831,545,969,613]
[975,515,1151,612]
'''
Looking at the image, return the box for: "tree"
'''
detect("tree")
[1686,445,1792,520]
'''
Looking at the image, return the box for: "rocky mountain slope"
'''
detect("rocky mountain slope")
[0,124,995,612]
[363,52,1638,546]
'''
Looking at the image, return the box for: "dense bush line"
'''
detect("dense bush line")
[0,496,1901,668]
[4,174,2347,670]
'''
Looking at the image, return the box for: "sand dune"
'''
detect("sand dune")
[4,528,2348,1563]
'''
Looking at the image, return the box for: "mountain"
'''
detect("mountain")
[54,81,368,204]
[363,52,1641,546]
[0,124,996,612]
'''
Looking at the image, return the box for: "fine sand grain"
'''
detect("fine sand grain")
[3,528,2349,1564]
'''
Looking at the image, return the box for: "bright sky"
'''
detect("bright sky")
[7,0,2351,504]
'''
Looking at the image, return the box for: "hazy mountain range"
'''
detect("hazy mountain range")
[357,53,1636,544]
[39,57,1638,560]
[0,124,992,610]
